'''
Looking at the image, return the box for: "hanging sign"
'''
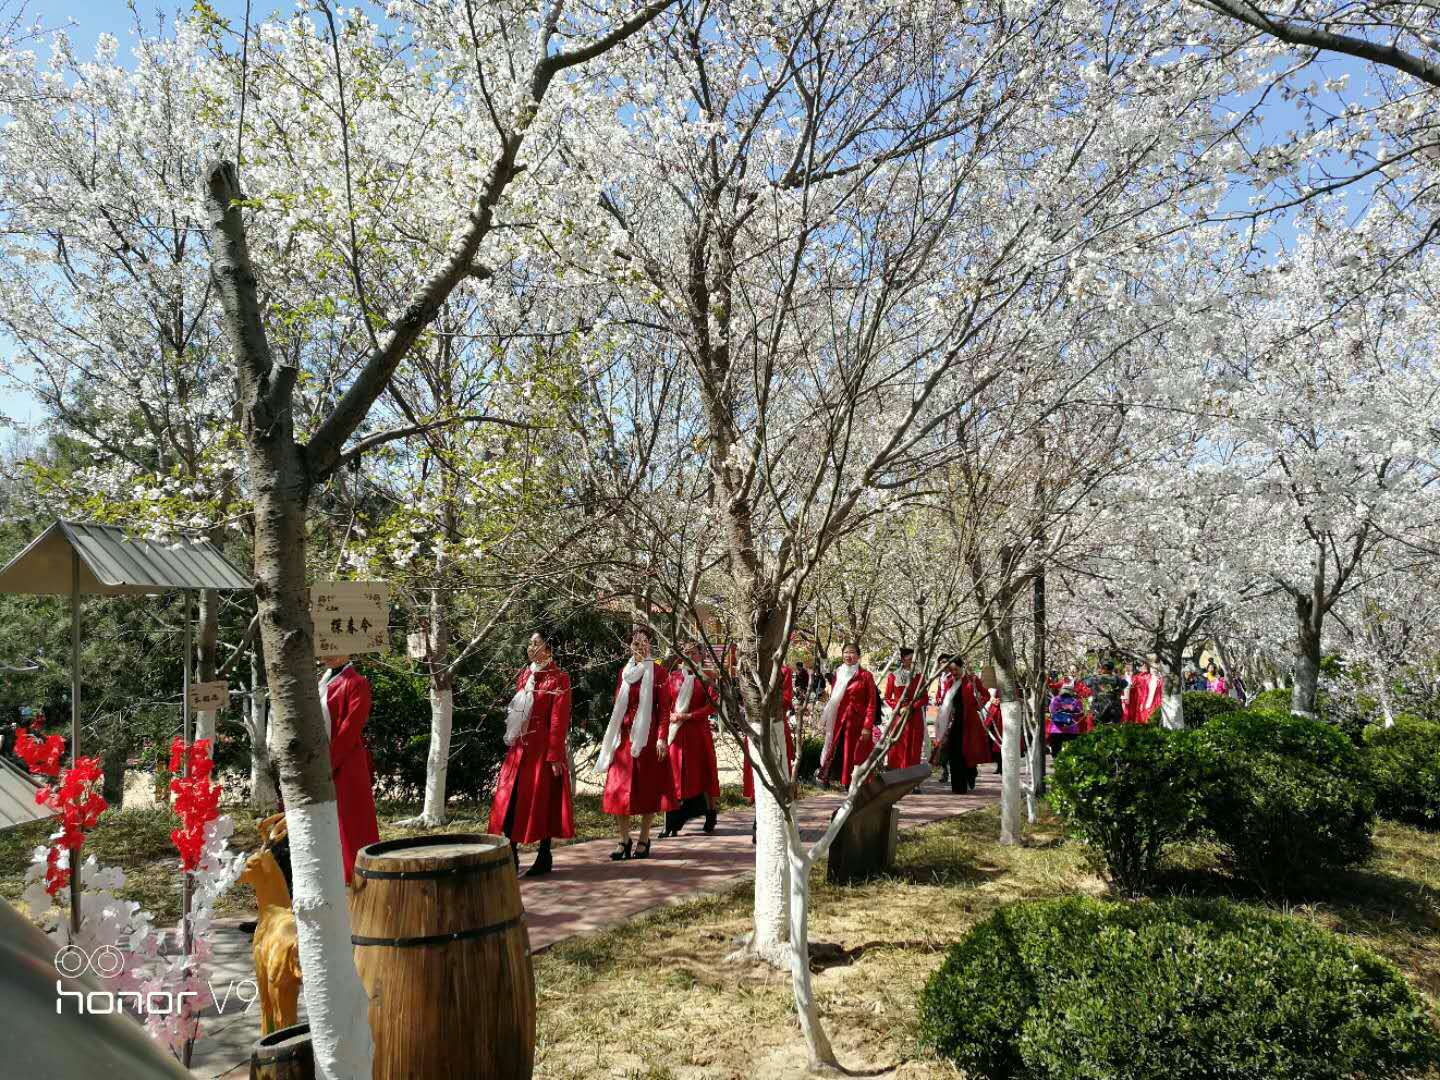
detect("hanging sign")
[188,681,229,712]
[311,580,390,656]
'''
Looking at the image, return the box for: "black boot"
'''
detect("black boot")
[703,805,718,834]
[524,842,553,877]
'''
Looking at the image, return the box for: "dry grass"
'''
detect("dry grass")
[531,807,1440,1080]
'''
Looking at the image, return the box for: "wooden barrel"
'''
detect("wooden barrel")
[249,1023,313,1080]
[349,833,535,1079]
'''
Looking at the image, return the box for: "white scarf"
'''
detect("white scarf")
[318,663,349,738]
[504,662,544,747]
[597,658,653,774]
[673,668,696,726]
[819,662,859,770]
[935,675,959,746]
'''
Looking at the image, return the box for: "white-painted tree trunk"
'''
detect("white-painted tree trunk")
[749,719,791,963]
[196,710,217,745]
[784,818,838,1071]
[412,685,453,826]
[998,697,1024,845]
[286,802,374,1080]
[1377,680,1396,727]
[1160,683,1186,730]
[248,677,278,812]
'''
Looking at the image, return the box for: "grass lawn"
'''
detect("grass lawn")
[532,806,1440,1079]
[0,784,755,924]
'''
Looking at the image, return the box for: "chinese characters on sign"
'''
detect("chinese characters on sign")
[187,681,229,712]
[310,580,390,656]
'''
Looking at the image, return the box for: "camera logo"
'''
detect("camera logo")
[55,944,126,979]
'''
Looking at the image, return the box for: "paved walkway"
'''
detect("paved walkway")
[187,772,1001,1077]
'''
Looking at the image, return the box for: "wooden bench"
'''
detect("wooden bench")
[826,763,932,884]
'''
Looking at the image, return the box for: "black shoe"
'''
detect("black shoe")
[750,821,756,846]
[238,919,257,935]
[610,839,633,861]
[633,840,652,859]
[524,847,553,877]
[703,809,718,834]
[658,827,678,839]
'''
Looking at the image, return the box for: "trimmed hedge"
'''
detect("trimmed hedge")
[1181,689,1241,726]
[918,897,1440,1080]
[1194,711,1374,890]
[1050,725,1216,894]
[1363,717,1440,829]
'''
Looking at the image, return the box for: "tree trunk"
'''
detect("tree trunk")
[208,162,372,1079]
[101,735,126,809]
[417,682,454,825]
[248,648,278,812]
[1292,591,1324,719]
[748,714,791,964]
[1028,564,1047,811]
[1161,650,1186,729]
[993,638,1025,846]
[784,821,838,1072]
[195,587,220,744]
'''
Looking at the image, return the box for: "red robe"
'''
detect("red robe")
[744,666,794,801]
[663,668,720,805]
[884,670,926,769]
[323,664,379,884]
[488,663,576,843]
[956,674,992,768]
[833,667,881,787]
[1123,672,1161,724]
[601,661,673,816]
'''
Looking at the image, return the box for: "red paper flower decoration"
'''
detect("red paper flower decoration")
[14,727,108,896]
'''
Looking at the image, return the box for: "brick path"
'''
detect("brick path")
[187,772,1001,1077]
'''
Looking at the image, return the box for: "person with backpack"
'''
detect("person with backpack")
[1084,660,1128,727]
[1047,678,1089,757]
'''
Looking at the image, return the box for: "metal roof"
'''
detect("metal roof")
[0,520,251,596]
[0,758,52,833]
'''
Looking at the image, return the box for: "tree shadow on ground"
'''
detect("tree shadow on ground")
[1151,862,1440,928]
[807,938,940,972]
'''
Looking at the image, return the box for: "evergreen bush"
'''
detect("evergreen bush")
[918,897,1440,1080]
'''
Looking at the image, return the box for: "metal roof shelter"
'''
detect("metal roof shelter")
[0,520,250,938]
[0,520,250,595]
[0,758,51,833]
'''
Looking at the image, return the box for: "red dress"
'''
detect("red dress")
[664,669,720,805]
[744,666,794,801]
[1123,672,1161,724]
[834,668,881,787]
[601,661,673,816]
[956,674,993,768]
[488,664,576,843]
[324,665,380,884]
[884,670,926,769]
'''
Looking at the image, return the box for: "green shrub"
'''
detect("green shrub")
[1247,686,1292,714]
[1049,725,1215,894]
[1194,711,1374,890]
[918,897,1440,1080]
[1363,717,1440,830]
[1181,689,1241,726]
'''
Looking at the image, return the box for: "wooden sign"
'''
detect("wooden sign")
[311,580,389,656]
[188,681,229,712]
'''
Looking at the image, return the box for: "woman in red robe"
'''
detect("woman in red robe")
[934,655,990,792]
[819,642,881,789]
[489,630,575,876]
[661,641,721,836]
[884,648,926,769]
[319,656,380,884]
[599,628,672,860]
[744,663,794,802]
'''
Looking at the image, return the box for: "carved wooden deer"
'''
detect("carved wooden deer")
[238,813,302,1035]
